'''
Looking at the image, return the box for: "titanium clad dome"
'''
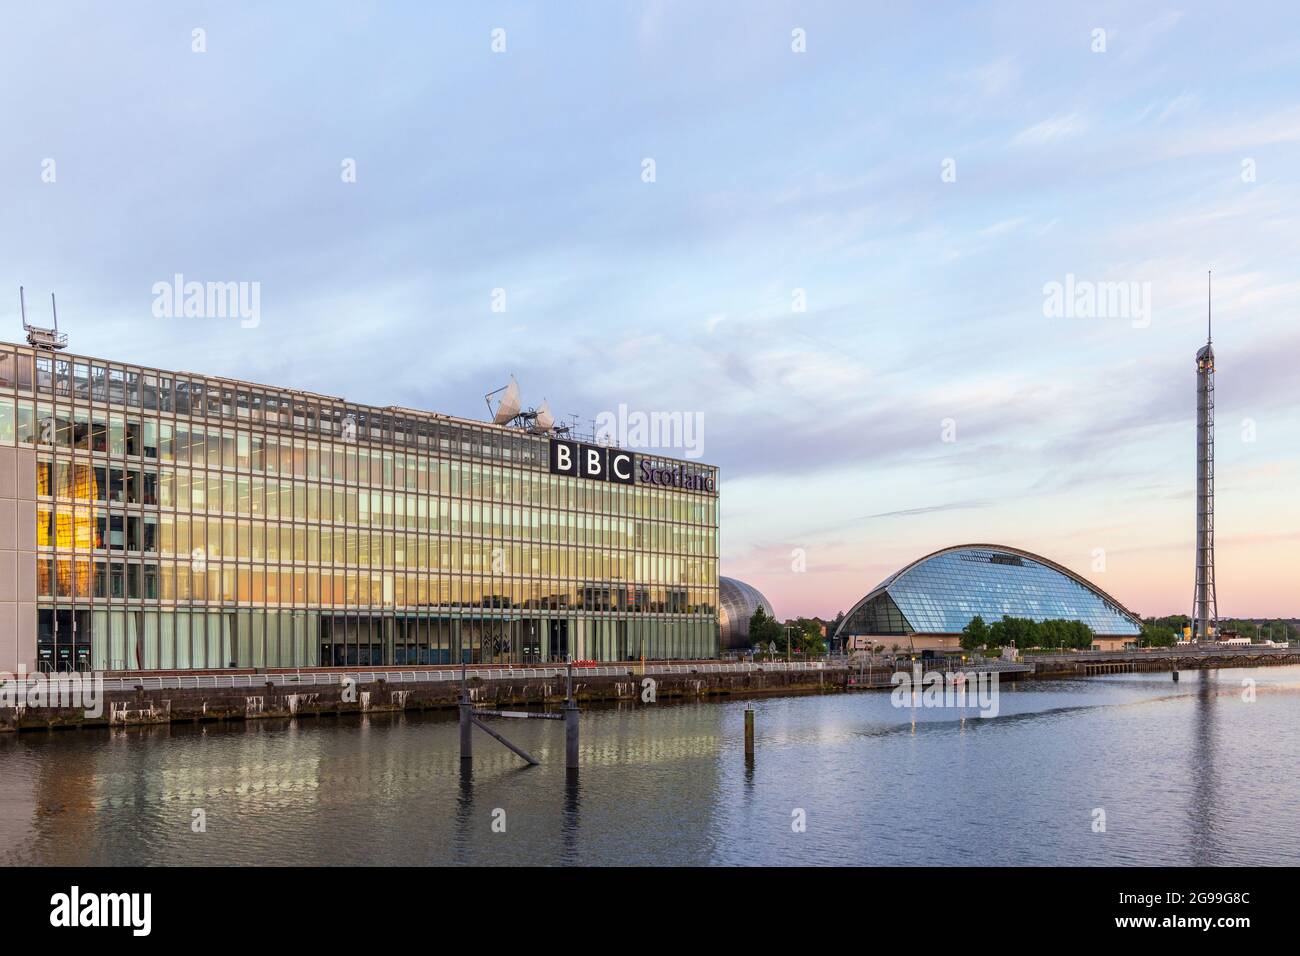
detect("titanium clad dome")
[718,577,776,650]
[834,544,1143,640]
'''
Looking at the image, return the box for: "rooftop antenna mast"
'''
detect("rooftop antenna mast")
[20,286,69,351]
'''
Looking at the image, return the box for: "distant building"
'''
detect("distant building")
[833,544,1143,652]
[717,576,774,651]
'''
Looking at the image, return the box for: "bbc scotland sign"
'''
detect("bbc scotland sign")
[549,439,715,492]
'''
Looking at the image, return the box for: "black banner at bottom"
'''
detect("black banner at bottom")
[0,865,1282,942]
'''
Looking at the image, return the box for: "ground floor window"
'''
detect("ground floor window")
[35,605,718,670]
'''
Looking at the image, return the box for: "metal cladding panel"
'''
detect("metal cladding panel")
[717,576,775,649]
[0,445,38,670]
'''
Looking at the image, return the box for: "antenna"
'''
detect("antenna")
[1207,270,1212,344]
[485,375,521,424]
[20,287,69,351]
[534,399,554,432]
[483,376,563,435]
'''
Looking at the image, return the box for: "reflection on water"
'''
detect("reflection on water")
[1,667,1298,866]
[1189,670,1219,866]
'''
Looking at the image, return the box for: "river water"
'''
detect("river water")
[1,666,1297,866]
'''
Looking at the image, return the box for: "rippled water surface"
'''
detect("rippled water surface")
[2,666,1298,865]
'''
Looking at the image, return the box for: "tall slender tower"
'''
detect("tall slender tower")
[1192,272,1218,642]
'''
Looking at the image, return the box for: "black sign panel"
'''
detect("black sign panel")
[550,439,634,485]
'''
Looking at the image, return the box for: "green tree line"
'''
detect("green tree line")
[1141,615,1296,645]
[960,615,1096,650]
[747,607,827,655]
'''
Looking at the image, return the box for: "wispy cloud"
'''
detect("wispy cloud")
[1011,113,1088,146]
[3,1,1298,619]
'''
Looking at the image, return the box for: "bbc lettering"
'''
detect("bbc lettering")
[549,439,634,484]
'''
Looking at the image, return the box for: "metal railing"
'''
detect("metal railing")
[4,659,842,693]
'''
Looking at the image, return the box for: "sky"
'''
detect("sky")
[3,2,1298,621]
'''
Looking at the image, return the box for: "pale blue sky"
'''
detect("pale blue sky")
[3,2,1299,617]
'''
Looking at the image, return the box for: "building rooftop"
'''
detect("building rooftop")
[0,338,718,476]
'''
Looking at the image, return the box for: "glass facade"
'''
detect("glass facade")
[1,342,719,671]
[838,547,1142,637]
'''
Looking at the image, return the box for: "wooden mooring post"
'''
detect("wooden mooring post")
[744,706,755,761]
[565,659,580,772]
[459,661,473,761]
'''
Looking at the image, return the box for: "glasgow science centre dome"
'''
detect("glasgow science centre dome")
[833,544,1143,651]
[718,577,775,650]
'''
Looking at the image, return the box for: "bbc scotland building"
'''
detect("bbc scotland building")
[0,340,719,672]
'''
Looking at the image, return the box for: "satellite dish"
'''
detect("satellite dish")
[490,376,521,424]
[535,400,554,432]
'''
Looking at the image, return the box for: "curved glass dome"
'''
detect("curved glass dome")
[835,545,1142,638]
[718,577,776,650]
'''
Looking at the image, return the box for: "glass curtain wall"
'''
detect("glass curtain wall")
[3,344,720,670]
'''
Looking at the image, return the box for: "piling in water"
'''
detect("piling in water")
[565,703,579,770]
[459,699,472,760]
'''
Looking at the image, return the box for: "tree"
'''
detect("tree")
[1139,621,1177,647]
[786,617,827,655]
[1063,620,1094,649]
[982,616,1091,650]
[1038,619,1065,649]
[1147,615,1191,641]
[988,615,1039,648]
[961,615,990,650]
[748,606,784,651]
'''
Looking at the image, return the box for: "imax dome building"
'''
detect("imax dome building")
[717,576,775,650]
[834,544,1143,652]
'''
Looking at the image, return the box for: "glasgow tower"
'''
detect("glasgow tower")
[1192,273,1218,642]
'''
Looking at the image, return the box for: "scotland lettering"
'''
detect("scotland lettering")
[639,459,716,491]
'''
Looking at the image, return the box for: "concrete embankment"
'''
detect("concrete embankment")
[1028,649,1300,679]
[6,649,1297,732]
[1,665,850,732]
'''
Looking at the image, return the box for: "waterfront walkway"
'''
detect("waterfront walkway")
[16,644,1299,693]
[29,660,836,693]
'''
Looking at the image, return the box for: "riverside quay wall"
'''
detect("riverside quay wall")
[0,662,852,731]
[1024,644,1300,678]
[5,647,1298,732]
